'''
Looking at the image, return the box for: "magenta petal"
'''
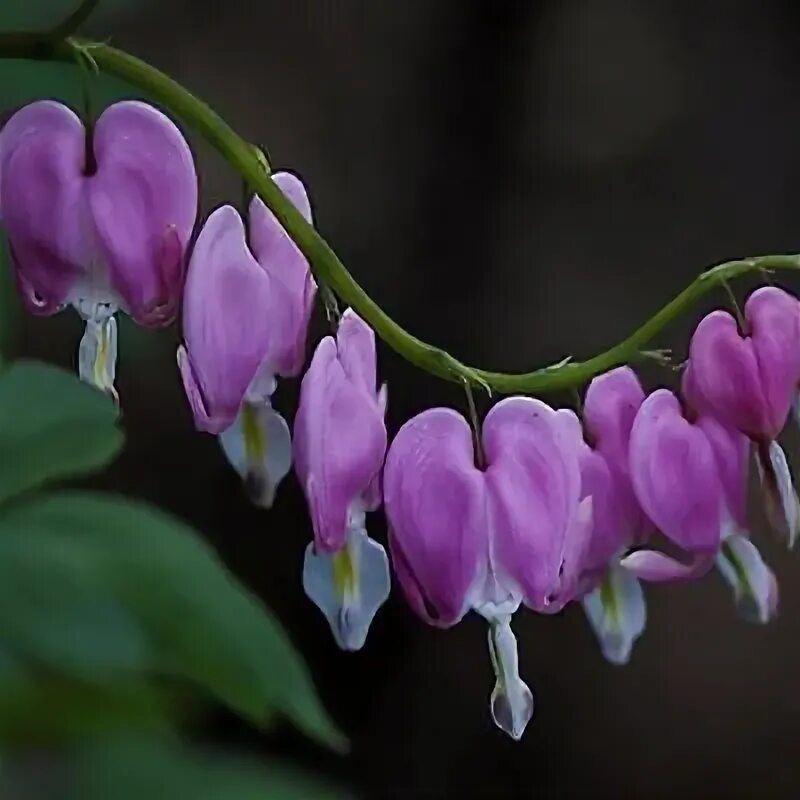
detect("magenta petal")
[336,309,379,397]
[0,101,87,314]
[89,102,197,326]
[383,408,485,627]
[583,368,650,551]
[621,549,715,582]
[696,415,750,533]
[576,445,619,576]
[686,307,780,439]
[177,344,214,432]
[180,206,273,433]
[629,390,722,554]
[584,366,645,471]
[294,336,387,553]
[482,397,583,610]
[247,171,316,377]
[745,286,800,437]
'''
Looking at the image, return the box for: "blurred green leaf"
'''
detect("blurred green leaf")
[0,536,147,680]
[0,492,345,751]
[71,741,351,800]
[0,653,174,743]
[0,361,122,504]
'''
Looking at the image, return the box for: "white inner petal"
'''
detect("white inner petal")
[756,441,800,548]
[302,522,391,652]
[715,534,777,624]
[487,616,533,741]
[77,310,118,402]
[218,400,292,508]
[581,562,646,666]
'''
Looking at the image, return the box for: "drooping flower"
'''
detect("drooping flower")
[699,413,778,624]
[572,367,650,665]
[683,287,800,546]
[0,100,198,398]
[623,386,776,625]
[384,397,592,739]
[624,389,726,580]
[293,309,390,652]
[177,172,316,507]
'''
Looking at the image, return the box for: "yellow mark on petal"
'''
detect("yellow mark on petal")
[93,319,109,388]
[600,570,619,628]
[92,317,118,402]
[242,403,266,466]
[333,545,357,602]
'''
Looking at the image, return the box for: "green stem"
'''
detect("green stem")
[0,32,798,394]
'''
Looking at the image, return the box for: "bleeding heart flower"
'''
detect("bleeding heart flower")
[294,310,390,652]
[0,100,198,399]
[684,287,800,545]
[384,396,592,740]
[623,389,724,581]
[177,172,316,508]
[573,367,650,665]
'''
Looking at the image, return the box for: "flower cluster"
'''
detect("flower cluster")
[2,100,799,741]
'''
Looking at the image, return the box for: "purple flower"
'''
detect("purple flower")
[622,388,777,625]
[0,100,198,398]
[699,414,778,624]
[294,310,389,652]
[384,397,592,739]
[624,389,724,581]
[574,367,649,665]
[177,172,316,508]
[684,287,800,545]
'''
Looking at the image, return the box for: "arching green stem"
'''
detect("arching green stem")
[0,31,798,394]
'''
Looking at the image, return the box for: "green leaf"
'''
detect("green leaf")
[70,741,351,800]
[0,654,175,744]
[0,534,148,680]
[0,492,345,750]
[0,361,123,503]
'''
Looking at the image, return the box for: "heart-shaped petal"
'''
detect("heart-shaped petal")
[294,315,387,553]
[629,389,722,556]
[179,205,274,433]
[384,408,486,627]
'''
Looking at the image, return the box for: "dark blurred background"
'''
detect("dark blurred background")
[5,0,800,797]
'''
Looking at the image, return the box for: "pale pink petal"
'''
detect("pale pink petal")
[746,286,800,437]
[247,171,316,376]
[180,205,273,433]
[384,408,486,627]
[482,397,583,610]
[294,336,387,553]
[621,549,715,582]
[90,101,197,326]
[685,310,769,438]
[0,101,87,314]
[629,389,722,555]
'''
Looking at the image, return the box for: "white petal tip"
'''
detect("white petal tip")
[218,403,292,508]
[716,535,778,626]
[758,441,800,549]
[490,681,533,741]
[302,531,391,652]
[486,618,533,741]
[582,565,646,665]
